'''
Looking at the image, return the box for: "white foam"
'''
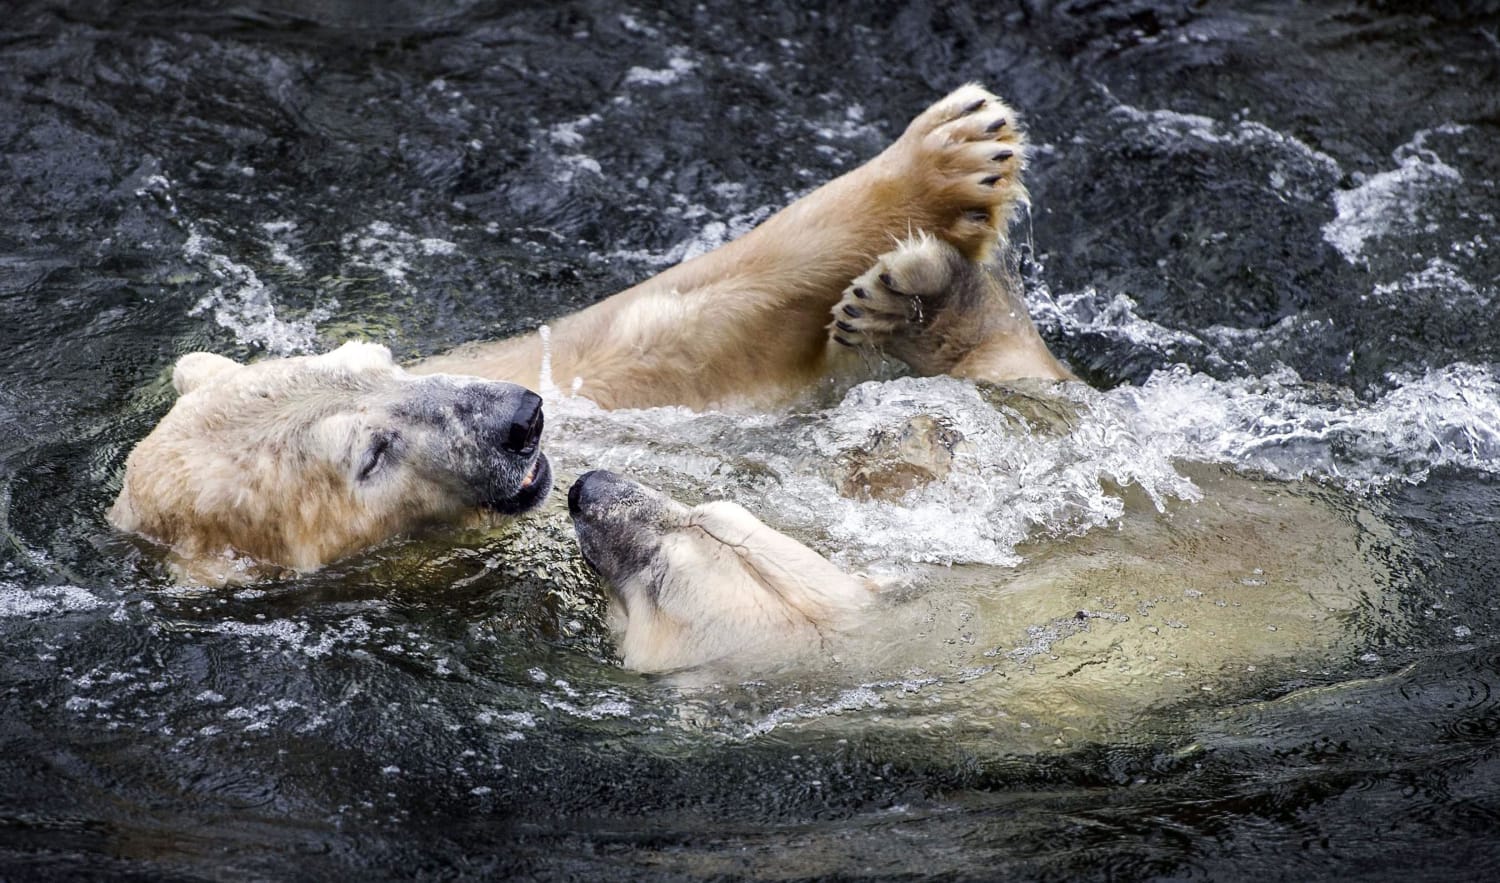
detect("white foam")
[744,686,884,737]
[340,221,461,288]
[547,114,600,149]
[617,14,659,37]
[260,220,306,273]
[144,165,328,355]
[804,378,1202,565]
[1112,103,1341,178]
[206,616,373,658]
[1322,125,1466,263]
[540,692,634,719]
[810,102,883,143]
[1028,284,1201,353]
[477,709,536,728]
[622,53,697,87]
[1119,362,1500,485]
[549,375,1201,569]
[1371,256,1492,306]
[0,584,106,618]
[185,231,331,355]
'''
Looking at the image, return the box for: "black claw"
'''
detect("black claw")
[852,287,870,299]
[980,174,1002,187]
[986,118,1007,133]
[960,98,986,114]
[878,272,901,292]
[992,149,1014,161]
[842,304,864,318]
[835,319,858,333]
[833,335,856,347]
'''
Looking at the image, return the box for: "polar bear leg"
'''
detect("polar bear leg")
[417,84,1043,406]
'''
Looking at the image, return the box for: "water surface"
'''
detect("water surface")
[2,0,1499,879]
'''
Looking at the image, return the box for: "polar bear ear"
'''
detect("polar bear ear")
[171,352,245,396]
[326,340,395,371]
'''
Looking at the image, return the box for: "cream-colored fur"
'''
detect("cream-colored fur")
[568,471,874,673]
[114,84,1067,581]
[111,341,551,584]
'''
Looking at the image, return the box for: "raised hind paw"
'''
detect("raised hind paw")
[884,84,1029,260]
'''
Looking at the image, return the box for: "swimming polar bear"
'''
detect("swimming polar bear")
[113,84,1074,582]
[566,463,1395,687]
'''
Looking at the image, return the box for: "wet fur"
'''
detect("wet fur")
[111,343,549,584]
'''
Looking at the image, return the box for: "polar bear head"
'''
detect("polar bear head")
[111,341,552,583]
[567,470,874,673]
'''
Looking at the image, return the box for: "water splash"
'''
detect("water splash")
[340,220,459,289]
[184,230,332,355]
[0,583,106,618]
[1322,124,1466,264]
[1120,362,1500,485]
[546,375,1202,569]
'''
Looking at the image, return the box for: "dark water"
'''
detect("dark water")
[3,0,1500,879]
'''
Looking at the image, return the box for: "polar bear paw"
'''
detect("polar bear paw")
[888,84,1028,261]
[828,230,1077,384]
[828,232,969,375]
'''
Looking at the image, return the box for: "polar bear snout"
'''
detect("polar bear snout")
[567,469,617,516]
[423,382,541,455]
[502,391,544,456]
[568,471,681,587]
[568,470,661,518]
[461,386,552,515]
[388,380,554,515]
[453,384,551,512]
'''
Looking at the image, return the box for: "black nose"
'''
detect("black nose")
[568,470,602,516]
[504,392,544,454]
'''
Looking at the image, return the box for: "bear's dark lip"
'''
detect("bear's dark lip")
[484,453,553,515]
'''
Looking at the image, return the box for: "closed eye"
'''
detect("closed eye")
[357,433,395,482]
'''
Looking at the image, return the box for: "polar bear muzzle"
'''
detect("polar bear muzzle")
[567,470,679,586]
[392,384,554,515]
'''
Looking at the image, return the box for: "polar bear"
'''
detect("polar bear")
[114,84,1073,581]
[567,465,1398,753]
[110,342,552,584]
[567,469,876,673]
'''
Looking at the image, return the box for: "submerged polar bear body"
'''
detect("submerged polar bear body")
[115,84,1074,580]
[566,466,1397,719]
